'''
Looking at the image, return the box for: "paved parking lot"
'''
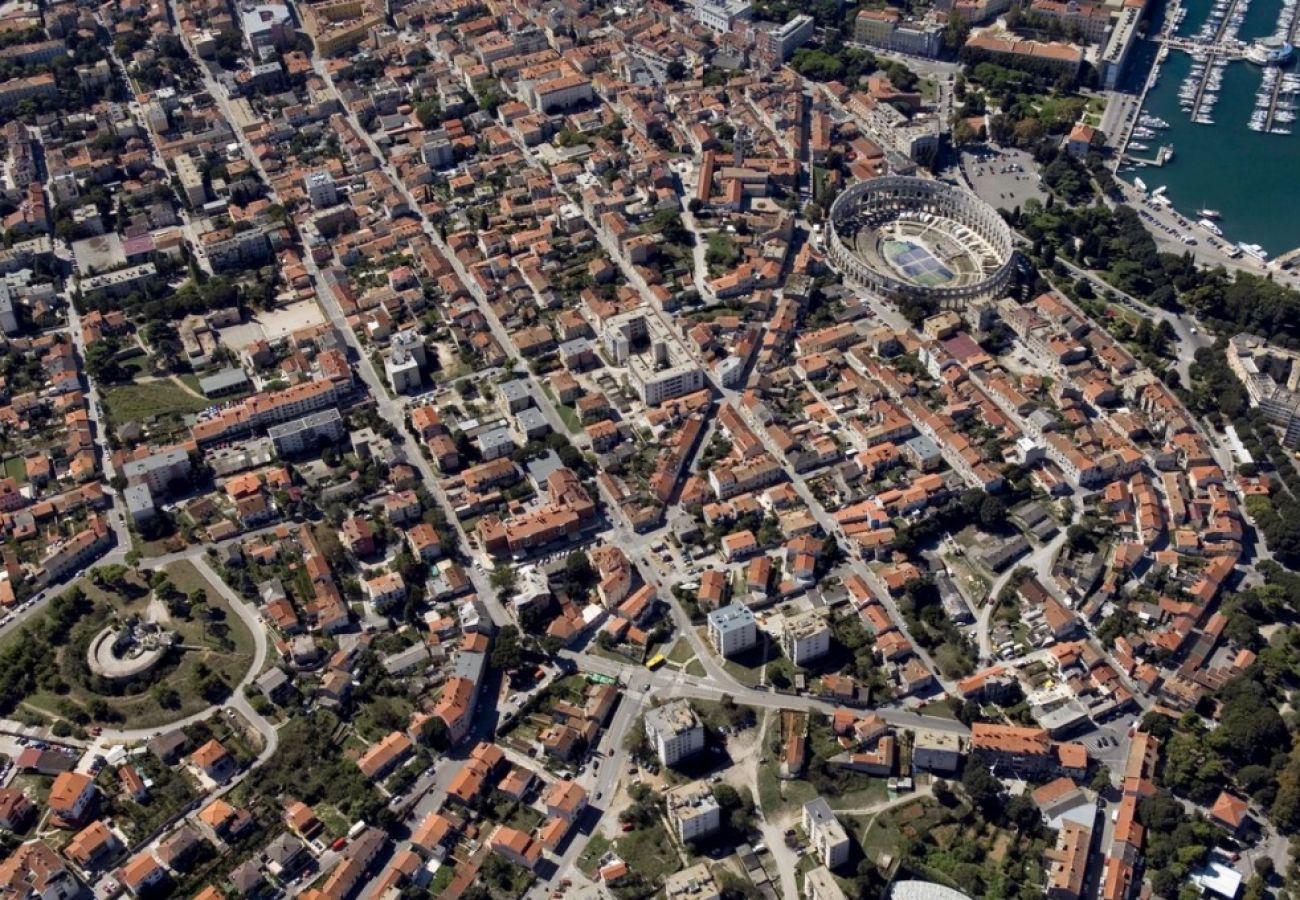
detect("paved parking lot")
[961,147,1048,210]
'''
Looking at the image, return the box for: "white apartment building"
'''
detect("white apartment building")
[665,781,722,843]
[781,610,832,666]
[707,604,758,658]
[644,700,705,767]
[121,448,192,495]
[803,798,850,870]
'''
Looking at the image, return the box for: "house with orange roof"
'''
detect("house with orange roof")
[1210,791,1252,835]
[189,739,236,784]
[196,797,253,841]
[64,819,121,871]
[970,723,1073,777]
[433,675,475,745]
[0,789,33,832]
[117,851,167,898]
[446,758,491,807]
[489,826,542,870]
[47,772,96,828]
[284,799,322,839]
[357,730,413,780]
[542,780,588,823]
[410,811,458,860]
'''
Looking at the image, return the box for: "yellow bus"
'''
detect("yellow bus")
[645,653,666,670]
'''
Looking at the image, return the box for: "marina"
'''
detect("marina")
[1116,0,1300,257]
[1258,0,1300,131]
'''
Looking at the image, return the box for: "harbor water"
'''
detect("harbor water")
[1120,0,1300,257]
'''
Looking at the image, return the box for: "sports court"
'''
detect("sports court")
[882,239,955,287]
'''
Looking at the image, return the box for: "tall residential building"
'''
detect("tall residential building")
[755,14,815,63]
[1226,333,1300,445]
[644,700,705,767]
[707,604,758,658]
[853,9,945,58]
[305,170,338,208]
[665,781,722,843]
[781,610,832,666]
[803,798,851,870]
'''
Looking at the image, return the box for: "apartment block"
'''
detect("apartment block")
[803,797,850,870]
[707,603,758,658]
[644,700,705,767]
[665,780,722,843]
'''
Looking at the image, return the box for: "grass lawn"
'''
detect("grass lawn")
[857,811,908,864]
[685,659,706,677]
[2,457,24,483]
[666,639,695,666]
[504,804,543,833]
[8,774,51,806]
[102,380,209,424]
[315,804,352,839]
[428,864,455,895]
[615,820,681,882]
[119,352,150,378]
[833,779,890,809]
[860,797,1048,894]
[540,384,581,433]
[719,635,781,688]
[23,564,255,729]
[165,560,256,660]
[577,833,612,876]
[757,760,820,816]
[915,700,960,721]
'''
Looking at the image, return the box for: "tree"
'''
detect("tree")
[490,564,517,598]
[961,758,1004,818]
[1271,742,1300,830]
[414,98,439,128]
[84,341,126,384]
[1013,116,1046,147]
[490,625,525,671]
[153,683,181,709]
[564,552,594,594]
[651,208,689,247]
[666,60,687,81]
[943,12,970,51]
[421,716,450,751]
[952,117,977,146]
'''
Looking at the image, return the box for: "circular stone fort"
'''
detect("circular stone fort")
[827,176,1016,308]
[87,621,178,683]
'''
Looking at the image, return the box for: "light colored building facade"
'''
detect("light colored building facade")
[694,0,752,31]
[665,781,722,843]
[803,797,851,870]
[645,700,706,767]
[782,610,832,666]
[707,604,758,658]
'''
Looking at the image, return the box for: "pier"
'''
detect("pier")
[1263,10,1300,129]
[1125,145,1176,165]
[1160,36,1246,59]
[1183,0,1247,121]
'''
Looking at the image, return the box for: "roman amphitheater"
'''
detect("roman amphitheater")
[827,176,1016,308]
